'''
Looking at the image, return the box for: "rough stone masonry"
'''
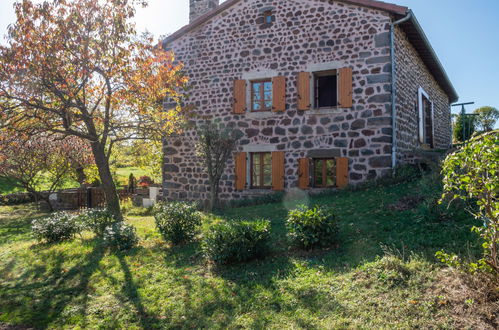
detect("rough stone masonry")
[162,0,453,203]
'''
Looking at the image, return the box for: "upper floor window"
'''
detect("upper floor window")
[313,158,336,188]
[251,79,273,112]
[264,10,273,24]
[314,70,338,109]
[250,152,272,189]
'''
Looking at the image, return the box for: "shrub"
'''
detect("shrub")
[78,208,118,236]
[137,176,153,188]
[202,220,271,264]
[438,131,499,274]
[31,211,83,243]
[102,222,139,251]
[286,205,338,249]
[154,202,202,244]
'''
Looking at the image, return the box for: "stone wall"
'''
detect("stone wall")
[165,0,454,202]
[163,0,398,202]
[394,26,452,159]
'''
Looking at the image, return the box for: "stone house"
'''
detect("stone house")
[162,0,458,202]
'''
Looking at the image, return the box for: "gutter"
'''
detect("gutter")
[390,10,412,170]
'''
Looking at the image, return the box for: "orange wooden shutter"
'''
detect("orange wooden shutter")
[233,79,246,114]
[338,67,353,108]
[335,157,349,189]
[272,76,286,112]
[235,152,247,191]
[297,72,311,111]
[272,151,285,191]
[298,158,310,189]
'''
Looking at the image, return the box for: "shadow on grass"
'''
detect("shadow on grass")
[0,238,105,328]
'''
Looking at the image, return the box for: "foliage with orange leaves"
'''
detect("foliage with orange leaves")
[0,0,188,219]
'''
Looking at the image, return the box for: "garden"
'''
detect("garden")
[1,161,496,328]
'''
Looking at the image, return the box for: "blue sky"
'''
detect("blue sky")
[1,0,497,119]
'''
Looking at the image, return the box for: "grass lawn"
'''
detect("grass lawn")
[0,179,482,328]
[0,166,158,195]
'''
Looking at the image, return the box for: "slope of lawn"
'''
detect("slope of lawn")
[0,178,481,329]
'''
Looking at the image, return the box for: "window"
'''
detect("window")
[264,10,273,24]
[418,87,434,148]
[251,79,272,112]
[314,70,338,108]
[313,159,336,188]
[251,152,272,188]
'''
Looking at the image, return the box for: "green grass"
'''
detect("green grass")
[0,166,158,195]
[0,179,480,328]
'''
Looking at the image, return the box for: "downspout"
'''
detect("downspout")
[390,11,412,170]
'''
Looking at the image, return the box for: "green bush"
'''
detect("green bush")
[286,205,338,249]
[78,208,118,236]
[154,202,202,245]
[102,222,139,251]
[438,131,499,274]
[202,220,271,264]
[31,211,83,243]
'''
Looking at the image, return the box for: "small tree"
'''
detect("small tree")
[474,106,499,132]
[440,131,499,274]
[0,133,93,210]
[196,121,240,210]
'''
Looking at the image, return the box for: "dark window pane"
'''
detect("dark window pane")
[316,75,337,108]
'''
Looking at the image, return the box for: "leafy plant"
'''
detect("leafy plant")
[202,220,271,264]
[438,131,499,274]
[31,212,83,243]
[154,202,202,245]
[137,176,154,188]
[78,208,119,236]
[286,205,338,249]
[102,222,139,251]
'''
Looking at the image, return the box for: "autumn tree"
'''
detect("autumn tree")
[0,0,187,220]
[474,106,499,132]
[0,132,93,210]
[196,121,241,210]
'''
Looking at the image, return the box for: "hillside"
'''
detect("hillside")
[0,176,492,329]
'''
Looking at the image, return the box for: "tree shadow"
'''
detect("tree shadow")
[0,238,106,328]
[115,252,160,329]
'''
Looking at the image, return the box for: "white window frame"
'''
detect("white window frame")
[418,87,434,146]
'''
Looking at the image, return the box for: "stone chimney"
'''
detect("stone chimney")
[189,0,219,23]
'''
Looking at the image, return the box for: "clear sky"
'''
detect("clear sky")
[1,0,497,119]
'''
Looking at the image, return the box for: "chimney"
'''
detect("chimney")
[189,0,219,23]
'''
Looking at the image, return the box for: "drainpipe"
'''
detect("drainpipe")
[390,10,412,170]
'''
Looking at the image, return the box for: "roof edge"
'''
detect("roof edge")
[403,10,459,103]
[163,0,408,46]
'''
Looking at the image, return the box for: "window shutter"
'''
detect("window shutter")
[335,157,349,189]
[272,151,285,191]
[272,76,286,112]
[298,158,310,189]
[233,79,246,114]
[297,72,311,111]
[234,152,247,191]
[338,67,353,108]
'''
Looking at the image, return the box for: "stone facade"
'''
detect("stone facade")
[162,0,453,202]
[394,26,452,157]
[190,0,220,22]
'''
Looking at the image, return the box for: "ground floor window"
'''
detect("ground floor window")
[251,152,272,189]
[418,87,434,148]
[313,158,336,188]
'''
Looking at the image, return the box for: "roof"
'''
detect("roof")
[163,0,458,103]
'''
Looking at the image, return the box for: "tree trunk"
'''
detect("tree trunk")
[209,181,220,211]
[91,142,123,221]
